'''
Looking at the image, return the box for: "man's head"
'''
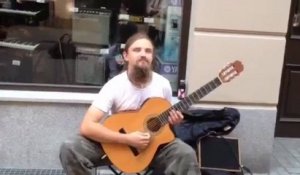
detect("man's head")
[122,32,155,84]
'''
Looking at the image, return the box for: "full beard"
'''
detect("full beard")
[132,64,152,84]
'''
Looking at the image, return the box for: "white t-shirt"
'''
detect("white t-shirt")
[92,71,172,114]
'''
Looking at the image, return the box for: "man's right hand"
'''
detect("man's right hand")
[126,131,151,150]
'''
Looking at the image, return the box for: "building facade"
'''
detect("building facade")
[0,0,294,174]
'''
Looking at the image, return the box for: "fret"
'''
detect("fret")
[193,92,200,101]
[162,112,169,124]
[170,104,176,111]
[214,77,222,86]
[185,96,193,106]
[157,115,164,124]
[170,105,177,111]
[194,90,201,100]
[207,81,214,90]
[204,83,211,92]
[189,93,198,103]
[179,101,189,110]
[211,79,218,88]
[174,102,185,111]
[213,79,218,88]
[201,85,207,94]
[195,89,204,99]
[181,101,189,110]
[203,85,208,92]
[159,112,168,125]
[199,87,206,97]
[173,104,179,111]
[183,98,191,107]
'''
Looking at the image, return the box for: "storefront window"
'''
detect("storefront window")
[292,0,300,38]
[0,0,183,91]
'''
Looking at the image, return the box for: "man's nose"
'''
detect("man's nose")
[140,49,147,56]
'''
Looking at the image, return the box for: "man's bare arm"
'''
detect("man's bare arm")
[80,106,129,144]
[79,106,150,149]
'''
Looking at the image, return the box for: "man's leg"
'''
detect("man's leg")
[151,138,201,175]
[59,134,110,175]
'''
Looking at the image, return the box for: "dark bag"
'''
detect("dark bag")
[173,107,240,148]
[48,33,76,60]
[48,33,76,83]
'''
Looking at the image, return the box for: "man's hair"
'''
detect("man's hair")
[124,32,154,52]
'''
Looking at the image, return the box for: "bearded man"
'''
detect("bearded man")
[59,32,200,175]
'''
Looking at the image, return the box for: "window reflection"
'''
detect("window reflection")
[292,0,300,37]
[0,0,183,90]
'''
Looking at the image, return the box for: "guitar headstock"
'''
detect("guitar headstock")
[219,60,244,83]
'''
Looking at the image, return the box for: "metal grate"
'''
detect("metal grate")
[0,168,147,175]
[0,169,65,175]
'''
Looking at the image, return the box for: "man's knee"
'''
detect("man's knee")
[59,136,82,160]
[60,140,73,154]
[180,146,197,159]
[173,139,197,160]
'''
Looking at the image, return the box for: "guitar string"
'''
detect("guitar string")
[147,78,221,131]
[147,93,198,130]
[147,101,187,130]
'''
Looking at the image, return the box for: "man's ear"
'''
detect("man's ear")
[122,51,128,61]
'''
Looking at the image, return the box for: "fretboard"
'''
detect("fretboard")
[157,77,222,125]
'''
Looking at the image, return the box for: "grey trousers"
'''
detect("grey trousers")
[59,135,201,175]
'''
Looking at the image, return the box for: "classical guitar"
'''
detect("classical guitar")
[101,60,244,173]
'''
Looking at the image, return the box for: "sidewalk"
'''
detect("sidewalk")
[269,137,300,175]
[0,137,299,175]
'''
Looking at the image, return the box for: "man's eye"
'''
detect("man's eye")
[133,48,141,52]
[145,49,153,53]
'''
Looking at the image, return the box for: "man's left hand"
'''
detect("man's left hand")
[168,110,184,125]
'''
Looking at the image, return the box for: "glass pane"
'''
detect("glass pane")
[0,0,183,91]
[292,0,300,37]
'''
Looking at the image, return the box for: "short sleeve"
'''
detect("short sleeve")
[92,82,114,113]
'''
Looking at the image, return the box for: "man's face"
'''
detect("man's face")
[123,38,154,70]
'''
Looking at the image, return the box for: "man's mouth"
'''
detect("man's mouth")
[138,59,149,64]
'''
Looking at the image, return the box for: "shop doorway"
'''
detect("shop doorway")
[276,0,300,137]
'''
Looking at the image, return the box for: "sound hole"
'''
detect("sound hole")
[147,117,162,132]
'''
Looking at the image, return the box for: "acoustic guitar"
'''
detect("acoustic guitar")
[101,60,244,173]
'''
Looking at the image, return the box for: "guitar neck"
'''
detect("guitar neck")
[158,77,222,125]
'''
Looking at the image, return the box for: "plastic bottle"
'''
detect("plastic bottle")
[177,79,186,99]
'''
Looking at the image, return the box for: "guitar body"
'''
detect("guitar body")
[101,97,175,173]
